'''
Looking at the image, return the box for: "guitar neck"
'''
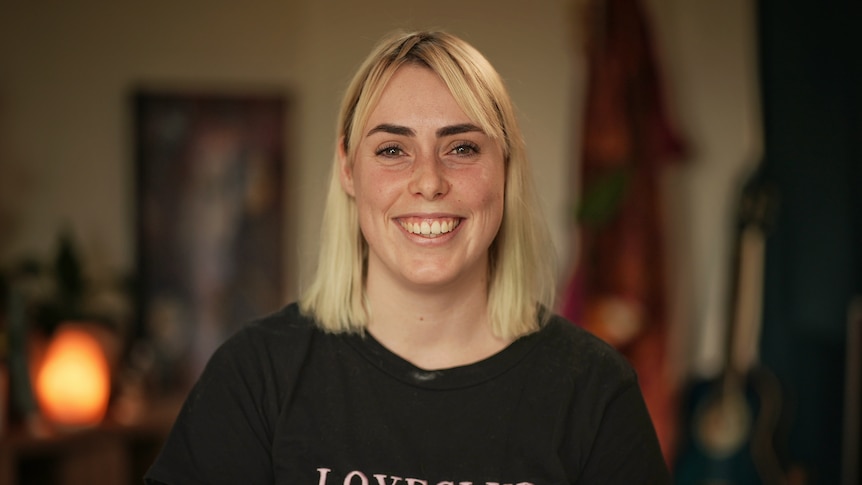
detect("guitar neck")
[728,221,767,375]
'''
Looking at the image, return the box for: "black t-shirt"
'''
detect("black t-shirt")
[145,303,669,484]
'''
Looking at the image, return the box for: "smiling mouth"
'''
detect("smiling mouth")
[399,218,461,238]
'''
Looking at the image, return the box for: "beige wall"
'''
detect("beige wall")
[0,0,758,376]
[650,0,762,375]
[0,0,302,276]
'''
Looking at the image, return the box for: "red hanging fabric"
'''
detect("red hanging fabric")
[561,0,686,462]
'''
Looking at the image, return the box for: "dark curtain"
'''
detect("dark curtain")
[757,0,862,483]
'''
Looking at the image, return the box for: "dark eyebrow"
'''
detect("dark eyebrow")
[365,123,484,138]
[436,123,484,138]
[366,124,415,137]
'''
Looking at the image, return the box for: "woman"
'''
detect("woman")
[145,31,669,484]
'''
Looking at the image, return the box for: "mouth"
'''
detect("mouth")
[398,217,461,238]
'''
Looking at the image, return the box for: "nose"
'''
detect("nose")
[408,152,449,200]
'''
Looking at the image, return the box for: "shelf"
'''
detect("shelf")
[0,395,182,485]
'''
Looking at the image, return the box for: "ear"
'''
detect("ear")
[337,136,356,197]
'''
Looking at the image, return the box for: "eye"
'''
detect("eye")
[376,144,404,158]
[450,142,479,156]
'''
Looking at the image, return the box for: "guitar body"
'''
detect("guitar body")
[674,366,783,484]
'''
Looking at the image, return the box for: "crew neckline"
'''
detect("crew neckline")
[344,322,549,390]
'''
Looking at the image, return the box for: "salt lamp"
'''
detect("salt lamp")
[35,324,111,428]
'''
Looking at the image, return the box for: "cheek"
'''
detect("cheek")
[478,170,506,210]
[488,190,505,228]
[353,168,403,221]
[460,171,505,233]
[487,173,506,230]
[364,174,401,202]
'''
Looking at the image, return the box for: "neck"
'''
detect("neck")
[365,267,510,370]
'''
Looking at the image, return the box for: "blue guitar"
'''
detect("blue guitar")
[674,173,787,485]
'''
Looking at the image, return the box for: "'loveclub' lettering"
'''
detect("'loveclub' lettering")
[316,468,535,485]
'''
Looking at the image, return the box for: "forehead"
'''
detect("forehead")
[364,65,472,127]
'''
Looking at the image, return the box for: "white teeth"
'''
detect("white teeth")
[400,219,459,237]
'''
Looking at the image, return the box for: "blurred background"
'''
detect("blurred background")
[0,0,858,484]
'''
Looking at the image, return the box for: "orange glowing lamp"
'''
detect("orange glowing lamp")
[35,325,111,428]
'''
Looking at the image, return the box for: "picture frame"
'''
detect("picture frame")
[133,89,288,390]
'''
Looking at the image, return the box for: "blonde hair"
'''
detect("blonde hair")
[300,30,556,339]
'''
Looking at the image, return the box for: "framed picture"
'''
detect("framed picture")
[134,89,288,391]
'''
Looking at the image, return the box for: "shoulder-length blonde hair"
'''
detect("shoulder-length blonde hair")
[300,30,556,339]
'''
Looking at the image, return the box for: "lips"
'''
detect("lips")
[398,217,461,237]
